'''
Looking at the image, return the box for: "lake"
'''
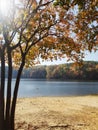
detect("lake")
[6,79,98,97]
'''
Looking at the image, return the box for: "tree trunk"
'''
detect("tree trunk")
[5,47,13,130]
[10,57,25,130]
[0,48,5,130]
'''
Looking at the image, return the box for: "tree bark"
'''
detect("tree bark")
[5,47,13,130]
[0,48,5,130]
[10,57,25,130]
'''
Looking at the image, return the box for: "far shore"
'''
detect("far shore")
[15,95,98,130]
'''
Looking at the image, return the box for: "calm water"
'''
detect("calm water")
[6,79,98,97]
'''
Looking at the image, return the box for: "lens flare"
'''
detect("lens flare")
[0,0,10,16]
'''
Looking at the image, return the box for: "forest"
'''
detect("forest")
[1,61,98,80]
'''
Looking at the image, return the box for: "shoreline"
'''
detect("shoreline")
[15,95,98,130]
[17,93,98,98]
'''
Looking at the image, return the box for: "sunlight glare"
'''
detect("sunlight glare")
[0,0,12,17]
[0,0,9,16]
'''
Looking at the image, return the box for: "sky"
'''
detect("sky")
[40,51,98,65]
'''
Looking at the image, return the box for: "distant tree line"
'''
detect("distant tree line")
[0,61,98,80]
[46,61,98,80]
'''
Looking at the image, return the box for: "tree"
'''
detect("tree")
[0,0,97,130]
[54,0,98,52]
[0,1,78,130]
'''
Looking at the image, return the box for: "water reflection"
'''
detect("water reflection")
[5,79,98,97]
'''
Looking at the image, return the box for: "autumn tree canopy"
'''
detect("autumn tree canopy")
[54,0,98,52]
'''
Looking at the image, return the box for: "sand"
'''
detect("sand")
[15,95,98,130]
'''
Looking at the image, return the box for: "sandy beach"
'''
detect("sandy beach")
[15,96,98,130]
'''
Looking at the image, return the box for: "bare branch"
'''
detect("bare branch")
[39,0,54,7]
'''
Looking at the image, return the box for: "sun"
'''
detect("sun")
[0,0,21,18]
[0,0,13,17]
[0,0,18,17]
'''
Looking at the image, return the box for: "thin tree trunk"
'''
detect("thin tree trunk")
[10,57,25,130]
[0,49,5,130]
[5,47,12,130]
